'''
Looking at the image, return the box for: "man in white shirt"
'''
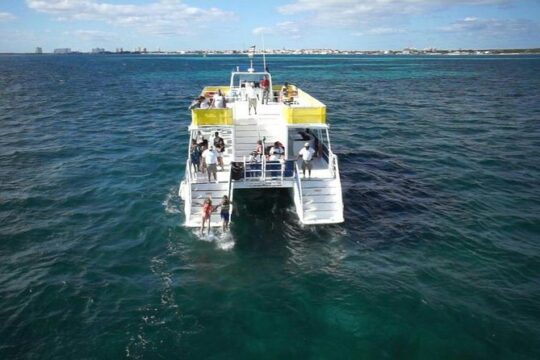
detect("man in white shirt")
[202,145,218,182]
[211,89,226,108]
[247,82,258,115]
[297,142,315,178]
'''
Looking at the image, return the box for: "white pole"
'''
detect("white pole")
[262,34,267,71]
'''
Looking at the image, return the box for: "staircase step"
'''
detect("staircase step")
[302,187,340,196]
[192,182,229,191]
[303,202,340,212]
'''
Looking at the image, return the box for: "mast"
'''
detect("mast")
[262,34,267,72]
[248,45,255,73]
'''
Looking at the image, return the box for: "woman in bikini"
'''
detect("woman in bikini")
[200,197,215,235]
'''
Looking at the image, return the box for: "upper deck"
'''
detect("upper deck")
[190,84,327,128]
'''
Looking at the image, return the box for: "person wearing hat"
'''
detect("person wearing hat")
[202,145,219,182]
[297,142,315,179]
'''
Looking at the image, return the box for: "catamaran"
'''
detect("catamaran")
[179,57,344,228]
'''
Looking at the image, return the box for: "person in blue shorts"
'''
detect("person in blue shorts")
[216,195,231,231]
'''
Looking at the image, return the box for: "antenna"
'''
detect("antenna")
[247,45,255,72]
[262,34,266,72]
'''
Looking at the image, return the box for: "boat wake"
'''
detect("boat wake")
[192,229,235,251]
[163,188,181,214]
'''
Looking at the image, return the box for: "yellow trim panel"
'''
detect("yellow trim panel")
[192,108,233,126]
[282,106,326,124]
[282,88,326,124]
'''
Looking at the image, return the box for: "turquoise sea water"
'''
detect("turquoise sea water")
[1,55,539,359]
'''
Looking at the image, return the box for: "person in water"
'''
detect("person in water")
[216,195,231,231]
[200,196,215,235]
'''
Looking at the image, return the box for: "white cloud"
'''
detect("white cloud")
[278,0,511,24]
[69,29,116,41]
[440,17,538,35]
[252,21,302,39]
[0,11,16,21]
[354,27,406,36]
[26,0,235,35]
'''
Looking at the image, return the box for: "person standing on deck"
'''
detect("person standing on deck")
[260,76,270,105]
[215,195,231,231]
[247,82,258,115]
[202,145,218,182]
[200,196,215,235]
[190,139,201,174]
[211,89,226,108]
[211,131,226,171]
[297,142,315,179]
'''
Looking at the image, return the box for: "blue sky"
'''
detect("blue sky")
[0,0,539,52]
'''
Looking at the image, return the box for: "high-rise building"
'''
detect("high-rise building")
[35,47,43,54]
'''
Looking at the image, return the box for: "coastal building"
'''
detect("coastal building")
[53,48,71,54]
[91,48,105,54]
[35,47,43,54]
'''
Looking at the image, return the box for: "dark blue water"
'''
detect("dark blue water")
[1,55,539,359]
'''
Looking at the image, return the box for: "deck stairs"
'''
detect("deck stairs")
[185,181,229,227]
[233,114,283,161]
[298,177,344,225]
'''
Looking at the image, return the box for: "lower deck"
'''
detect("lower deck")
[183,94,343,226]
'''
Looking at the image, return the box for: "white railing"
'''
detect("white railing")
[240,157,292,184]
[262,160,285,183]
[184,159,193,221]
[294,162,304,222]
[329,152,340,179]
[227,167,234,225]
[243,156,264,179]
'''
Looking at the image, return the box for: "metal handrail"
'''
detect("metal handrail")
[227,167,234,225]
[184,158,192,221]
[294,162,304,221]
[333,153,340,180]
[329,151,339,179]
[261,160,286,183]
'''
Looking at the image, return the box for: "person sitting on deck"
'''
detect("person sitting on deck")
[269,141,285,161]
[281,82,289,103]
[200,96,210,109]
[188,96,205,110]
[248,140,264,162]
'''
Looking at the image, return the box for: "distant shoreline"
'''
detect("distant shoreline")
[1,47,540,56]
